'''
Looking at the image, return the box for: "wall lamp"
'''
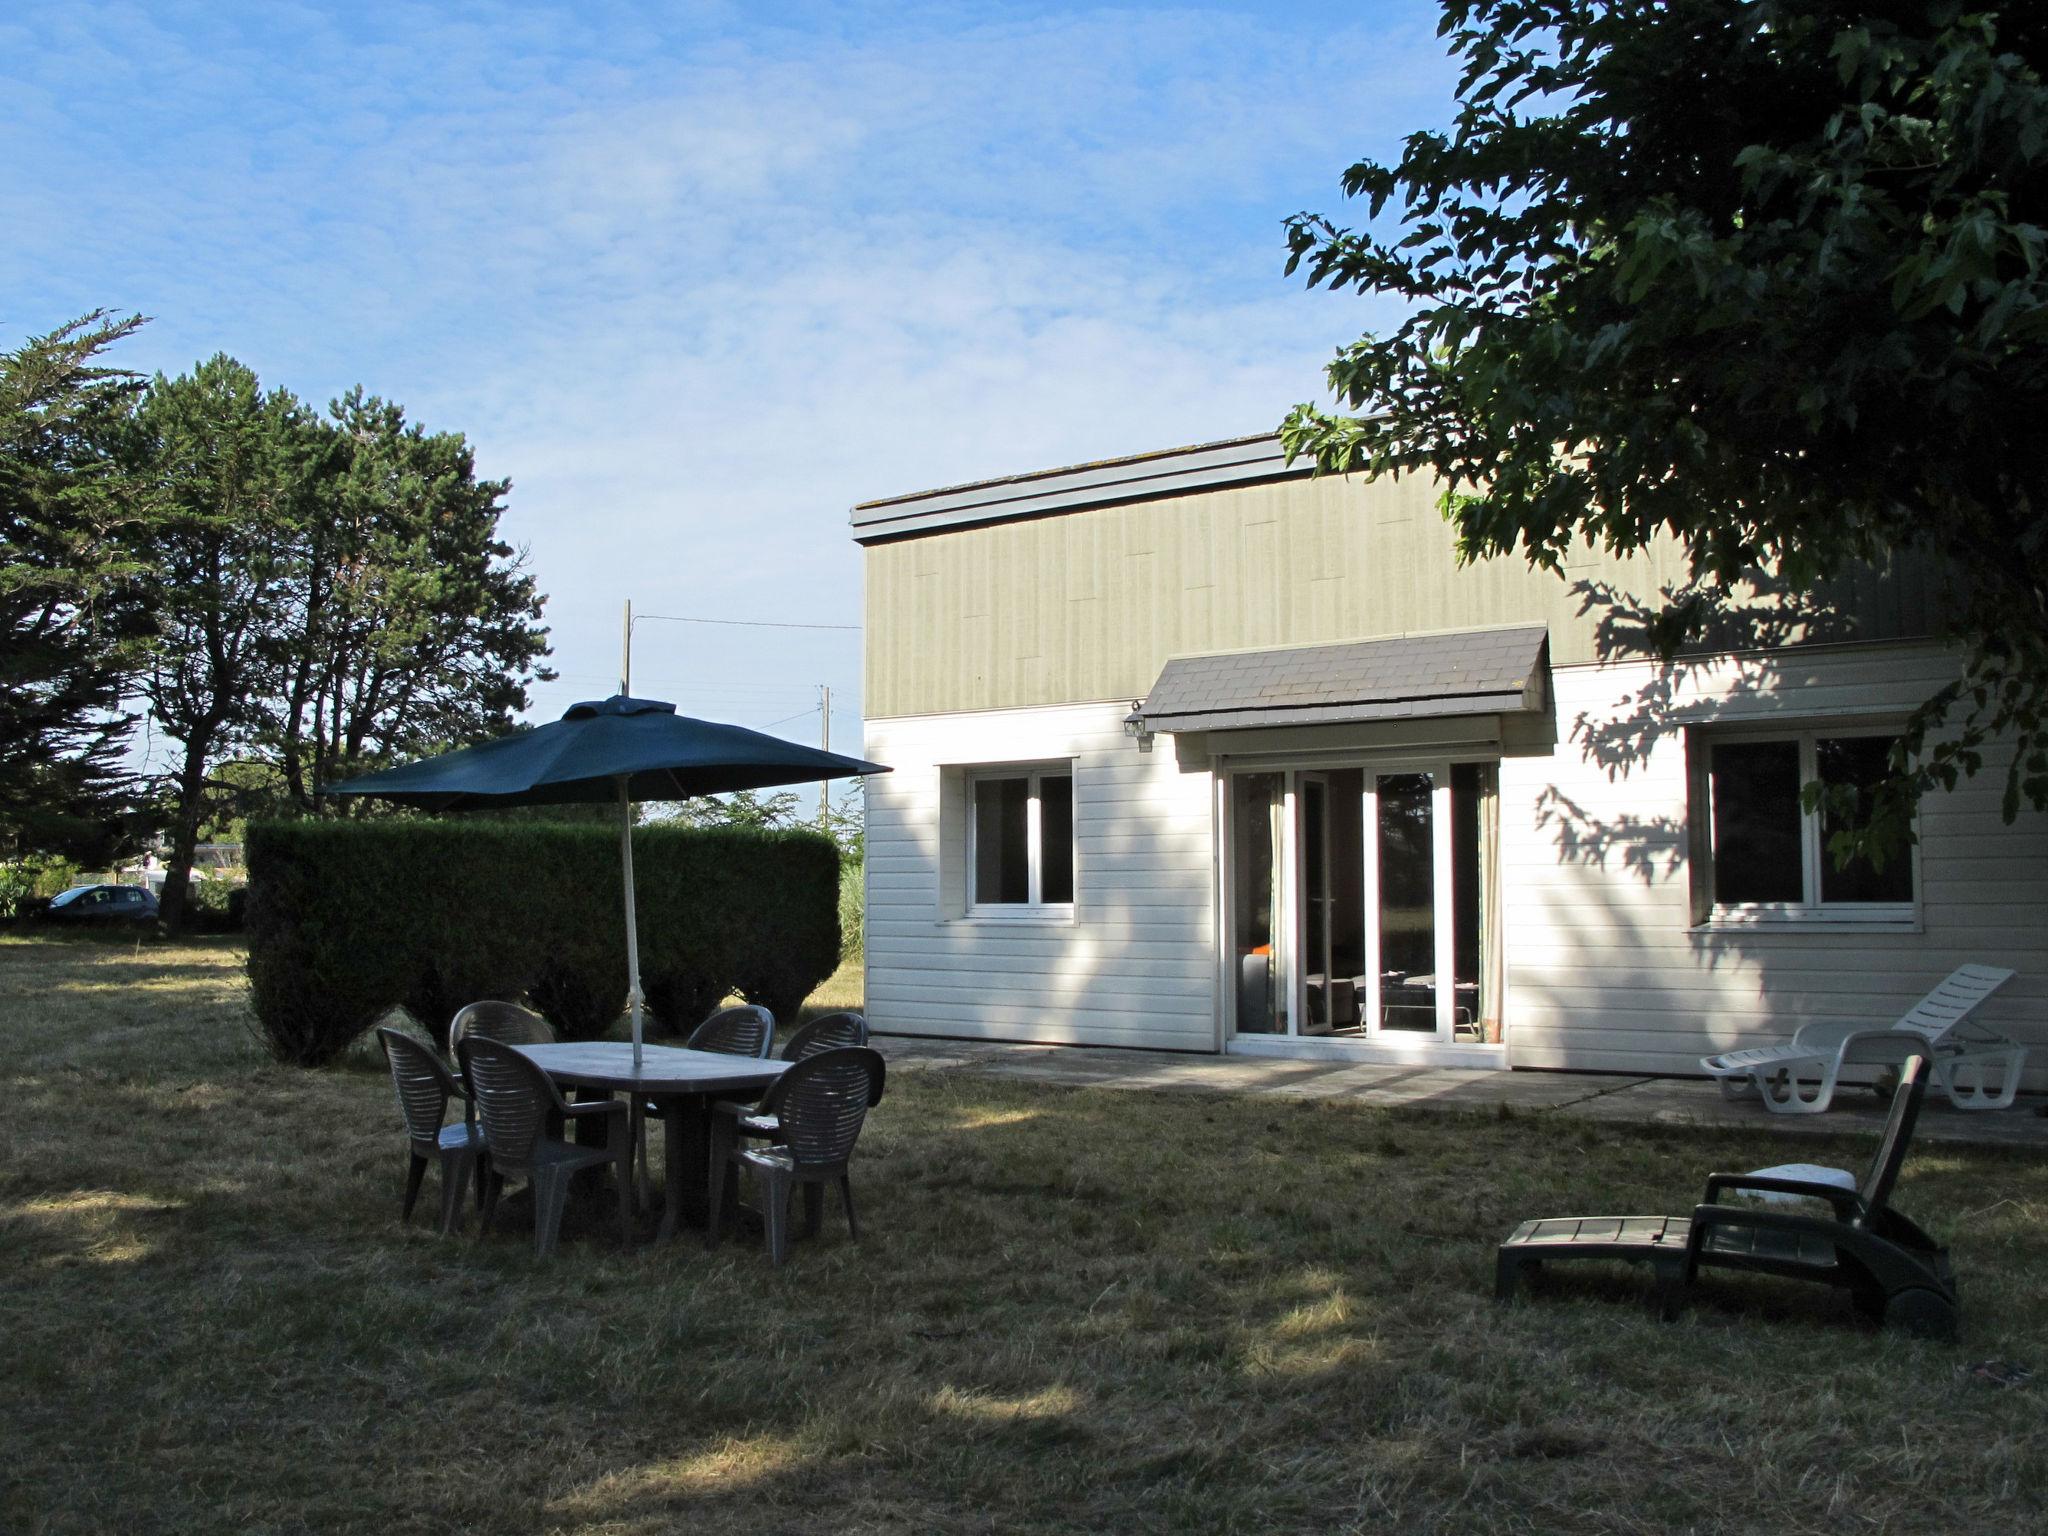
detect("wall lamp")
[1122,702,1154,753]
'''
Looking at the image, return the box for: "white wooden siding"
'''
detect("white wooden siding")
[866,642,2048,1080]
[863,702,1218,1050]
[1502,642,2048,1081]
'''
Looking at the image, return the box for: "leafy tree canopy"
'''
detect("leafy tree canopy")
[0,311,153,856]
[1281,0,2047,857]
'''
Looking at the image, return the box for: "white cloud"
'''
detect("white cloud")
[3,0,1455,742]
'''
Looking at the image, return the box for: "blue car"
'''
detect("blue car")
[43,884,160,925]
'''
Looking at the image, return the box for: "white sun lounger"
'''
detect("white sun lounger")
[1700,965,2022,1114]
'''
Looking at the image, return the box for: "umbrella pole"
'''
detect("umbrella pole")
[618,777,645,1067]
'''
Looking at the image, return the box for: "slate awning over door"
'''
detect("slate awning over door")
[1133,624,1550,735]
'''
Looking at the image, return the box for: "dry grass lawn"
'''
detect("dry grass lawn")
[3,935,2047,1534]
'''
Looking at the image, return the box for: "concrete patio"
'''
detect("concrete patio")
[880,1036,2048,1149]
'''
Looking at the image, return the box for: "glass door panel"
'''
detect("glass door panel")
[1450,762,1499,1041]
[1228,772,1287,1035]
[1372,771,1439,1034]
[1299,775,1332,1033]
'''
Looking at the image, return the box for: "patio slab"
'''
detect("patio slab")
[877,1035,2048,1149]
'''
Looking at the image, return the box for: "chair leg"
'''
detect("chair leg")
[839,1174,859,1241]
[437,1146,474,1235]
[763,1169,791,1266]
[401,1152,429,1223]
[477,1171,504,1238]
[1760,1063,1836,1114]
[1494,1249,1523,1303]
[1942,1050,2023,1111]
[1651,1259,1687,1322]
[534,1171,569,1261]
[801,1181,824,1239]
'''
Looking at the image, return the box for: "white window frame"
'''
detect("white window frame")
[1694,723,1919,929]
[965,764,1075,919]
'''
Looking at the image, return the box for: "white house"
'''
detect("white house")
[852,434,2046,1080]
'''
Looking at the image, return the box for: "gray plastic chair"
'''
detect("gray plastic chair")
[458,1036,633,1259]
[376,1026,482,1235]
[707,1046,886,1264]
[447,999,555,1058]
[780,1011,869,1062]
[714,1012,873,1148]
[688,1004,776,1058]
[642,1005,774,1127]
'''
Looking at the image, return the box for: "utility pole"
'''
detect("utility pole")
[621,598,633,695]
[819,683,831,834]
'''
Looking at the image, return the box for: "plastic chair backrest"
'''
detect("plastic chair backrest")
[1894,965,2015,1044]
[762,1047,885,1165]
[781,1011,869,1061]
[688,1004,775,1058]
[1859,1053,1929,1216]
[378,1026,460,1144]
[449,999,555,1057]
[459,1037,562,1174]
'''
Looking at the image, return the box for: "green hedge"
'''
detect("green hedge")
[244,820,840,1066]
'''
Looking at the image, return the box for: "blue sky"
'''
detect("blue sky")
[4,0,1456,766]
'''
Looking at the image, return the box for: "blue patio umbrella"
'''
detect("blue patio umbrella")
[328,695,888,1064]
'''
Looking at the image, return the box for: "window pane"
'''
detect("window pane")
[1039,774,1073,904]
[1817,736,1913,903]
[974,778,1031,904]
[1709,740,1803,904]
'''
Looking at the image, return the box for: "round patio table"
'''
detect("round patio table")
[514,1042,786,1242]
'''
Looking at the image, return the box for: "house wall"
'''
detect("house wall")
[863,701,1218,1051]
[863,642,2048,1079]
[1503,642,2048,1079]
[857,459,2036,1076]
[863,469,1939,721]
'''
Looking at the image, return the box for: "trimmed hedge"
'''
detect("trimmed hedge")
[245,820,840,1066]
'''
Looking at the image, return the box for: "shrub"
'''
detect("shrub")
[0,864,34,922]
[186,876,245,933]
[0,858,84,922]
[32,858,82,898]
[244,820,840,1066]
[838,856,864,962]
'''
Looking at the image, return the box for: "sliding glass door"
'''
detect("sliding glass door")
[1225,760,1500,1046]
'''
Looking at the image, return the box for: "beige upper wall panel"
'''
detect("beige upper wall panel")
[863,471,1936,720]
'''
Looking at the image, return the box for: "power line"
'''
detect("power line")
[633,613,860,633]
[762,705,822,729]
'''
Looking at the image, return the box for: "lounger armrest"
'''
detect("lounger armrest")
[1685,1202,1860,1256]
[1944,1020,2023,1049]
[1831,1027,1953,1064]
[1786,1018,1861,1051]
[1701,1174,1862,1217]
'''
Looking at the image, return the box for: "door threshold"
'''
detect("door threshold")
[1227,1034,1506,1070]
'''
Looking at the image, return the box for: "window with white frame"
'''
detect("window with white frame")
[969,767,1074,911]
[1689,726,1915,922]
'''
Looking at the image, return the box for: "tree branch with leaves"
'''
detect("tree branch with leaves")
[1282,0,2047,860]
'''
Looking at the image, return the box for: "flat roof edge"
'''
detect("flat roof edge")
[850,432,1312,543]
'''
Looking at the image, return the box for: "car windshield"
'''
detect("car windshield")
[50,887,97,907]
